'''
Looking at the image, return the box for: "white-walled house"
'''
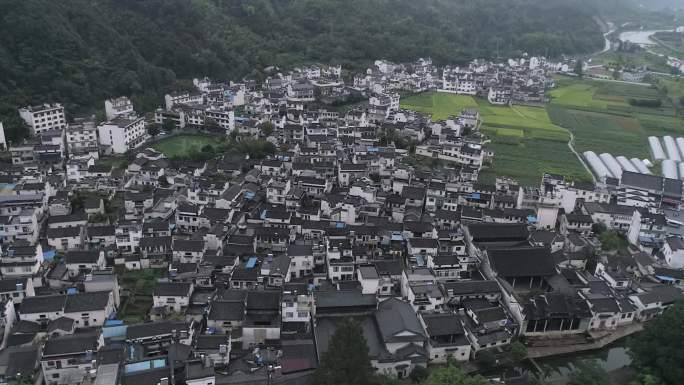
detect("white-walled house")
[41,333,100,385]
[62,291,115,328]
[20,291,114,328]
[420,312,471,363]
[64,250,106,277]
[0,244,43,278]
[662,236,684,268]
[0,277,35,304]
[153,281,193,313]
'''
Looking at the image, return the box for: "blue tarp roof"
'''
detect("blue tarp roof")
[336,222,346,228]
[246,257,257,269]
[67,288,78,295]
[527,215,538,223]
[470,193,481,200]
[102,325,127,338]
[43,250,56,261]
[656,275,676,282]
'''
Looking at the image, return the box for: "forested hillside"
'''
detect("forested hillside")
[0,0,604,142]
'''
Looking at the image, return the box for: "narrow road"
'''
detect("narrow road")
[567,129,597,184]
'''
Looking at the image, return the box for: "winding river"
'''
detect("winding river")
[618,29,670,46]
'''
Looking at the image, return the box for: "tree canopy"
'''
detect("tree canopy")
[628,302,684,385]
[420,363,490,385]
[567,361,609,385]
[313,318,374,385]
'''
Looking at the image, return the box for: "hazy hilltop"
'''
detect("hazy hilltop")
[632,0,684,10]
[0,0,603,140]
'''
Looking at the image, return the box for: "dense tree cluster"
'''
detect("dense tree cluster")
[628,302,684,385]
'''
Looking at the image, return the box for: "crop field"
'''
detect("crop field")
[400,92,478,121]
[480,137,591,186]
[547,106,647,158]
[548,76,684,160]
[591,50,671,74]
[401,76,684,186]
[475,100,588,185]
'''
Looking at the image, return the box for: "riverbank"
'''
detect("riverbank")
[531,340,635,385]
[526,322,643,359]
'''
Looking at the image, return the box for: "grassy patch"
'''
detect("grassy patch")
[96,156,129,170]
[599,230,630,253]
[152,134,221,158]
[117,268,166,324]
[400,92,478,121]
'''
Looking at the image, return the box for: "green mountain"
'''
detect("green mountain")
[0,0,604,142]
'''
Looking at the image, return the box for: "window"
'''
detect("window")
[285,312,294,318]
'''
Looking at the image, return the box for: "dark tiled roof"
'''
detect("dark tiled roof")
[65,250,100,264]
[488,246,556,277]
[468,223,529,242]
[43,333,98,356]
[208,301,245,321]
[20,294,67,314]
[64,291,110,313]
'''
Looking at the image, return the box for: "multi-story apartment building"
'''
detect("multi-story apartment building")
[66,121,99,158]
[97,116,146,154]
[18,103,67,135]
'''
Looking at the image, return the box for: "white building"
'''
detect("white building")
[18,103,67,135]
[66,121,99,158]
[165,91,203,110]
[104,96,135,120]
[97,116,146,154]
[205,107,236,133]
[663,236,684,269]
[0,122,6,149]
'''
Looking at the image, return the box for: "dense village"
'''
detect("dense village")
[0,56,680,385]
